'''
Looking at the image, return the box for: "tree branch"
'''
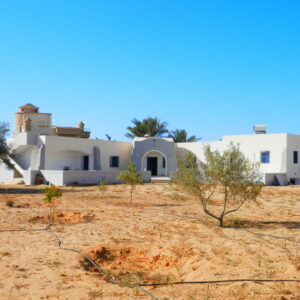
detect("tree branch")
[223,197,247,216]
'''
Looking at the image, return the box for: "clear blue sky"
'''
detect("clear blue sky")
[0,0,299,141]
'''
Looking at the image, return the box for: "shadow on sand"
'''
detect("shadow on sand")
[226,220,300,229]
[0,187,89,194]
[153,203,185,207]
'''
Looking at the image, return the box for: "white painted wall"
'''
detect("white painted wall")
[222,134,287,175]
[40,170,64,186]
[23,170,40,185]
[14,145,38,170]
[132,137,176,177]
[41,170,151,185]
[286,134,300,181]
[5,127,300,186]
[142,150,167,176]
[43,136,133,171]
[0,163,14,183]
[177,134,289,183]
[46,150,88,170]
[12,133,38,147]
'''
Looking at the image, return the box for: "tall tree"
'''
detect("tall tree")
[169,129,200,142]
[0,122,13,168]
[126,117,168,139]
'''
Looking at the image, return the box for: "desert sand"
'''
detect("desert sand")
[0,183,299,300]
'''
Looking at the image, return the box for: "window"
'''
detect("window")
[162,157,166,168]
[293,151,298,164]
[110,156,119,168]
[261,151,270,163]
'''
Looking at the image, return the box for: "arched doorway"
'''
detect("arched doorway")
[141,150,167,177]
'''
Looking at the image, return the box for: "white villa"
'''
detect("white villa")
[1,103,300,186]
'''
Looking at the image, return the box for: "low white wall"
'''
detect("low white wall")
[40,170,64,186]
[23,170,41,185]
[41,170,151,186]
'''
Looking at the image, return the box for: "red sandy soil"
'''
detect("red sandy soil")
[0,184,299,299]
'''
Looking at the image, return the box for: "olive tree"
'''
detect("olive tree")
[117,162,143,203]
[172,143,262,227]
[0,122,13,168]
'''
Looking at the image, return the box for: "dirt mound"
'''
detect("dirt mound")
[81,243,195,285]
[29,211,95,224]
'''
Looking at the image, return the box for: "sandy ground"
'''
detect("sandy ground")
[0,183,299,300]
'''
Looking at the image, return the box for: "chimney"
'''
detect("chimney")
[253,125,266,134]
[78,121,84,130]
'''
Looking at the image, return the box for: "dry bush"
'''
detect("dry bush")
[6,199,14,207]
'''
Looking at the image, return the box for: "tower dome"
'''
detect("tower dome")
[19,103,39,113]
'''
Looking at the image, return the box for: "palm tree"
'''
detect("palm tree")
[126,117,168,139]
[169,129,200,143]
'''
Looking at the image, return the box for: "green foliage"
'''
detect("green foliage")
[44,185,62,204]
[169,129,200,143]
[118,162,143,185]
[0,122,14,169]
[172,143,262,227]
[97,178,109,197]
[43,185,62,221]
[117,162,143,203]
[126,117,168,139]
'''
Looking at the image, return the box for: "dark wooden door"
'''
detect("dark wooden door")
[83,155,89,170]
[147,157,158,176]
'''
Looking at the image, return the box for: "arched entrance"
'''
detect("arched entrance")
[141,150,167,177]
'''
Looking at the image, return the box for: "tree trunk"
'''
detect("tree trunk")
[219,216,224,227]
[49,205,53,224]
[130,186,133,204]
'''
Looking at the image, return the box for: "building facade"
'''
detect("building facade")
[1,104,299,186]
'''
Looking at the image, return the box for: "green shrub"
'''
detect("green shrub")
[43,185,62,221]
